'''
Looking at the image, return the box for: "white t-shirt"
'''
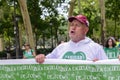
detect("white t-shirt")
[46,37,108,60]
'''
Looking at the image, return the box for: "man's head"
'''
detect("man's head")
[68,14,89,42]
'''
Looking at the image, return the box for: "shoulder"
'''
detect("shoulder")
[31,49,34,51]
[85,37,102,47]
[51,42,71,53]
[30,49,34,52]
[23,50,26,54]
[89,40,103,49]
[86,40,105,53]
[56,42,69,49]
[104,47,108,49]
[114,47,119,50]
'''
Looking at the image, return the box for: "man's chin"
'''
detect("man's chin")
[70,37,77,41]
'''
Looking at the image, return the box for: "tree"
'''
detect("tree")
[106,0,120,38]
[26,0,67,49]
[73,0,101,41]
[0,0,14,49]
[18,0,35,50]
[99,0,106,45]
[68,0,76,17]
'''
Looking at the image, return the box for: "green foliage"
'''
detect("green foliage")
[27,0,67,47]
[106,0,120,20]
[74,0,101,38]
[73,0,120,39]
[0,51,6,59]
[0,0,15,47]
[1,0,120,52]
[36,48,53,55]
[105,0,120,38]
[0,0,67,49]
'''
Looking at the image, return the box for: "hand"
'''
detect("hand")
[35,54,45,63]
[118,55,120,60]
[93,58,99,62]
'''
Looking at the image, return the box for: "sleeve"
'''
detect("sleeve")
[31,49,34,52]
[45,43,66,59]
[46,48,58,59]
[96,45,108,60]
[23,51,25,55]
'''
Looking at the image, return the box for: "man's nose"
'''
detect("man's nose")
[71,25,76,30]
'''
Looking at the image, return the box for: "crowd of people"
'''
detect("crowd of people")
[21,14,120,63]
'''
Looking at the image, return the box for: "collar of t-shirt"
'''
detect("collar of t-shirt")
[69,37,92,47]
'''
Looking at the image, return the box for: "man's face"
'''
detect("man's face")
[69,20,89,42]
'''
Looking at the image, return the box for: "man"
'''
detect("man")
[36,14,108,63]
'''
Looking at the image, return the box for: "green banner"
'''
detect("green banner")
[0,64,120,80]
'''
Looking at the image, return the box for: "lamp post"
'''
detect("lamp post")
[14,15,20,59]
[50,23,53,49]
[13,0,20,59]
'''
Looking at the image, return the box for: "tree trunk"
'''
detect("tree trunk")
[68,0,76,18]
[0,37,3,51]
[67,0,76,41]
[114,0,117,38]
[77,0,82,14]
[19,24,23,49]
[99,0,106,46]
[114,18,117,37]
[18,0,35,50]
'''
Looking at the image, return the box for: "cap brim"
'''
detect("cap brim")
[68,17,76,22]
[68,17,84,24]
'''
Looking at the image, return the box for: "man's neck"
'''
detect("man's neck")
[72,37,85,43]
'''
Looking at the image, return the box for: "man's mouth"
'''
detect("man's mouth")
[71,31,75,34]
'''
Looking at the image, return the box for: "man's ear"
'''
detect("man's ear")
[85,27,89,34]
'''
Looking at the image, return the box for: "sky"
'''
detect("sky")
[56,1,70,19]
[41,0,70,20]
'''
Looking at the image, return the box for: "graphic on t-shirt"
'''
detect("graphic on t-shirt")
[62,51,86,60]
[104,48,119,59]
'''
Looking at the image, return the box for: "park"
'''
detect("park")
[0,0,120,80]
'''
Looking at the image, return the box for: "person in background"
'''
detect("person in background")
[117,39,120,60]
[115,38,120,48]
[36,14,108,63]
[6,46,11,59]
[104,37,120,59]
[23,43,36,59]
